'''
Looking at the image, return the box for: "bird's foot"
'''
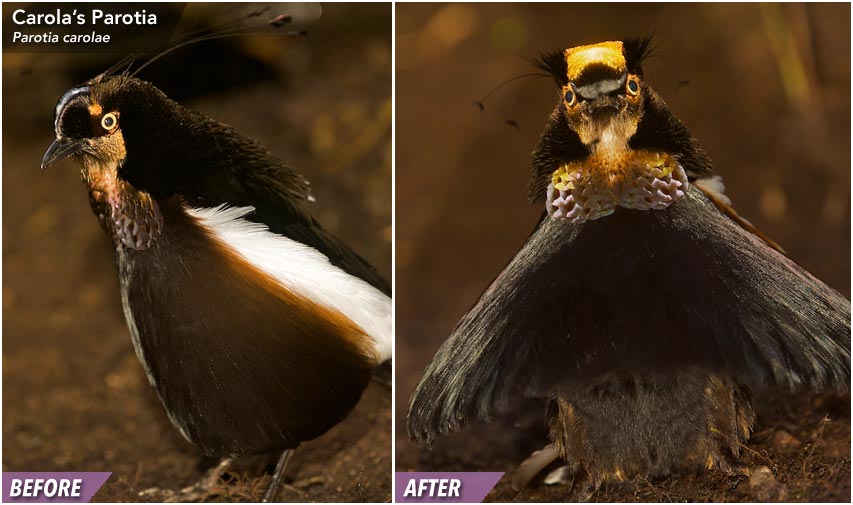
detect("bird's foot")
[565,467,599,502]
[711,453,751,477]
[139,457,232,503]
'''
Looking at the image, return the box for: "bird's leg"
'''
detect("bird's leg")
[261,449,294,502]
[565,466,599,502]
[139,457,233,502]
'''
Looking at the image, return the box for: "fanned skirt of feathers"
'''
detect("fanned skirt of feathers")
[408,187,850,444]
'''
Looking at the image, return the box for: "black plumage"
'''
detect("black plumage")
[408,189,849,435]
[407,37,850,499]
[93,77,390,294]
[43,72,390,500]
[118,198,374,457]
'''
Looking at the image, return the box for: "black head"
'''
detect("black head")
[528,37,713,202]
[43,76,309,205]
[43,81,129,171]
[43,76,176,180]
[540,40,648,146]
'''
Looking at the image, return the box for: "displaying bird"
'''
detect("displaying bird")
[407,38,850,500]
[41,57,391,501]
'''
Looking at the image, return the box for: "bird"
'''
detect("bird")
[407,38,850,500]
[40,56,391,500]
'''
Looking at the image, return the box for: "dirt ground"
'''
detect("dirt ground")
[3,3,391,502]
[395,3,851,502]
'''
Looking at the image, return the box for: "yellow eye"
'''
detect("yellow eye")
[626,76,640,96]
[101,112,118,131]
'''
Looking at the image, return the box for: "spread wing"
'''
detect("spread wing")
[407,187,850,445]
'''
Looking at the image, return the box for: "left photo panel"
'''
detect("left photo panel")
[3,2,391,502]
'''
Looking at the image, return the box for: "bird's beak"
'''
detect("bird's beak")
[588,95,621,121]
[41,137,85,170]
[588,94,620,112]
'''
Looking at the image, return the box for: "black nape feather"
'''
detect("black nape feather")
[531,50,569,88]
[623,35,656,76]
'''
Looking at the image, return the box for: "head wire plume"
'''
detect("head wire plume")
[87,3,317,87]
[472,70,552,130]
[531,50,568,87]
[638,51,692,91]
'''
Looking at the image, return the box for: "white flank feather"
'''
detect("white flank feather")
[187,205,391,364]
[695,175,732,205]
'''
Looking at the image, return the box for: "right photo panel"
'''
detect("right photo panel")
[395,3,851,502]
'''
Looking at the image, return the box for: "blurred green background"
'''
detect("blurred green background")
[396,3,850,502]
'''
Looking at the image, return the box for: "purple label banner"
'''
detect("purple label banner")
[396,472,504,503]
[2,472,111,503]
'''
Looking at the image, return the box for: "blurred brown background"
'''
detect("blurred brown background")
[396,3,850,502]
[3,3,391,502]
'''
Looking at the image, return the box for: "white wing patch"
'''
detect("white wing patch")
[695,175,731,205]
[186,205,391,364]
